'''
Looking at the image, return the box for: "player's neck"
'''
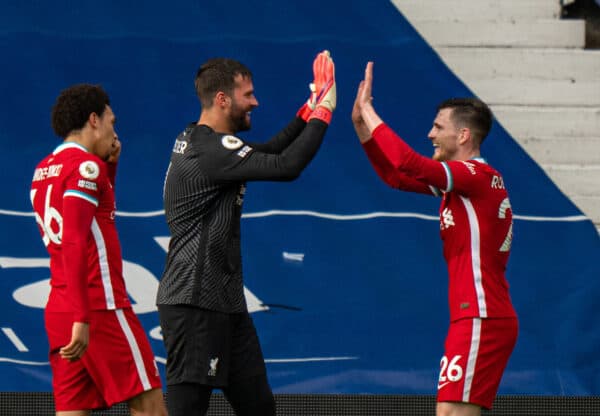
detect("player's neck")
[453,147,480,162]
[198,110,235,135]
[63,131,93,154]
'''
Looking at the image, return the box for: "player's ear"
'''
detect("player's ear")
[458,127,470,145]
[88,112,100,128]
[215,91,230,108]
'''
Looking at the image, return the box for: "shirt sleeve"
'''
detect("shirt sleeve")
[442,160,492,197]
[371,123,455,193]
[200,118,328,182]
[362,138,441,196]
[106,161,117,186]
[60,159,104,322]
[61,196,96,322]
[248,117,306,154]
[371,124,490,197]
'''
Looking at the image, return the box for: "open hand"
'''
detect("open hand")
[355,62,374,112]
[352,62,376,142]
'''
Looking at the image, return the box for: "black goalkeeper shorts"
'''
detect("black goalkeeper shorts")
[158,304,267,387]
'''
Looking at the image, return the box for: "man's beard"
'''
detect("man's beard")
[229,102,251,132]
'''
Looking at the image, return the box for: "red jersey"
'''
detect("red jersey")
[364,124,517,321]
[30,142,131,322]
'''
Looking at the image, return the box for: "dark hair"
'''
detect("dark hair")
[194,58,253,109]
[51,84,110,139]
[437,97,493,145]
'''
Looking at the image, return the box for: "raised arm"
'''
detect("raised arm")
[205,50,337,182]
[353,62,450,193]
[253,50,337,154]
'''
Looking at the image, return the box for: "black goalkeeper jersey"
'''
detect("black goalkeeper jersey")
[157,117,328,312]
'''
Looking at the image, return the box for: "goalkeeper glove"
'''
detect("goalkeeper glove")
[308,50,336,124]
[297,50,336,124]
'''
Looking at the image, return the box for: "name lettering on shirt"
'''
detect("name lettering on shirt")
[461,161,477,175]
[173,139,188,154]
[498,197,513,252]
[32,164,63,181]
[491,175,505,189]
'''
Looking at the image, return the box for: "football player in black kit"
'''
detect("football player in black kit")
[157,50,336,416]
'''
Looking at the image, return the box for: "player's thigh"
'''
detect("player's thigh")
[468,318,517,407]
[228,312,267,383]
[165,383,213,416]
[84,308,162,407]
[158,304,233,386]
[45,310,106,412]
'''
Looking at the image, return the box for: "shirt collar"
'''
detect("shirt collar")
[52,142,89,155]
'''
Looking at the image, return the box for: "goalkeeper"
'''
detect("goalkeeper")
[157,50,336,416]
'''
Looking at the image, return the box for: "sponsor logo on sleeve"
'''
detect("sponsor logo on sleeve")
[79,161,100,180]
[77,179,98,191]
[237,145,252,158]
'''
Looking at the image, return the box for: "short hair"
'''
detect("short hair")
[437,97,493,145]
[51,84,110,139]
[194,58,253,109]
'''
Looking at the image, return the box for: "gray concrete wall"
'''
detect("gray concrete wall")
[391,0,600,227]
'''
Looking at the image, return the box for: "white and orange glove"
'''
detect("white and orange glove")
[297,50,337,124]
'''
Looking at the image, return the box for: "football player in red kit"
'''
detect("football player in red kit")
[352,62,518,416]
[30,84,166,415]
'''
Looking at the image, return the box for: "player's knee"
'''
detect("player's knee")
[436,401,481,416]
[241,397,276,416]
[128,388,167,416]
[233,393,275,416]
[225,374,276,416]
[165,383,212,416]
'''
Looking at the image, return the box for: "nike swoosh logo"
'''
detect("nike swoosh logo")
[437,381,451,390]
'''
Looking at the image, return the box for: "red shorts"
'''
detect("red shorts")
[45,308,162,411]
[436,317,518,409]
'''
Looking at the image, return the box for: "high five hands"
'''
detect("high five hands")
[300,56,381,139]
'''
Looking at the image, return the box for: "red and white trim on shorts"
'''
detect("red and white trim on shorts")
[116,309,152,390]
[462,318,481,402]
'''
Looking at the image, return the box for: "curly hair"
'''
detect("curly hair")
[194,58,252,109]
[51,84,110,139]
